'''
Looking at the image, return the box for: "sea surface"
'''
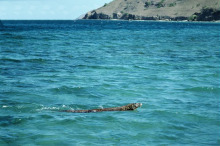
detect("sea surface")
[0,20,219,145]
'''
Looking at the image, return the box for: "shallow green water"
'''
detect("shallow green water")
[0,20,220,145]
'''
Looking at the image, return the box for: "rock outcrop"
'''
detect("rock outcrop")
[189,8,220,21]
[82,0,220,21]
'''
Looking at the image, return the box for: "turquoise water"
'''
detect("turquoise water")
[0,20,220,145]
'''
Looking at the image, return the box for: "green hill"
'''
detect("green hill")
[82,0,220,21]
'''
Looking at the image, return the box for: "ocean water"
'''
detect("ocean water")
[0,20,219,145]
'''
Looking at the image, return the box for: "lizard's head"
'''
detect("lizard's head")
[127,103,142,110]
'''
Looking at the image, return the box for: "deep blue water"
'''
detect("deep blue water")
[0,20,220,145]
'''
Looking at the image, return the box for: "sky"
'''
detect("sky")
[0,0,113,20]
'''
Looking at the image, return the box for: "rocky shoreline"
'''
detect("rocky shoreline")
[83,11,189,21]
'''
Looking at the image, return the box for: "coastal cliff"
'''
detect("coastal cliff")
[82,0,220,21]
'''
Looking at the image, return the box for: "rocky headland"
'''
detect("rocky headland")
[82,0,220,21]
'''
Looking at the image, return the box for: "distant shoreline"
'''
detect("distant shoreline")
[79,19,220,23]
[1,19,220,23]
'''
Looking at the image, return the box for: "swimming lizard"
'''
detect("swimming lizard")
[62,103,142,113]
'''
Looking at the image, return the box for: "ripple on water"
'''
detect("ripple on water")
[183,86,220,94]
[0,116,34,126]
